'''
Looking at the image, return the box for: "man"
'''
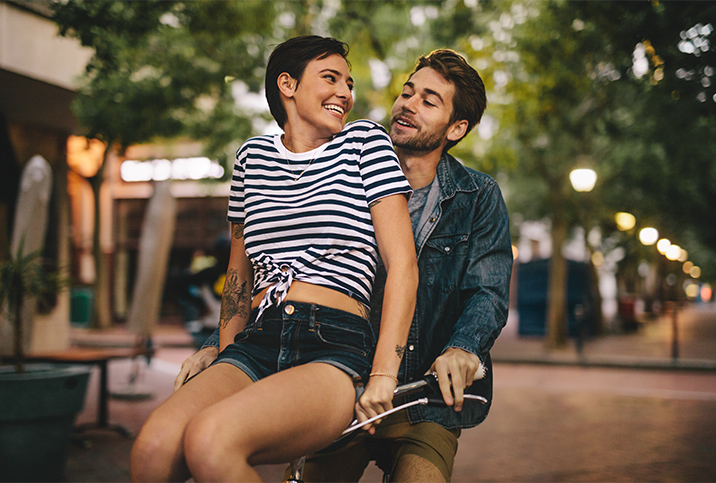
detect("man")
[176,49,512,482]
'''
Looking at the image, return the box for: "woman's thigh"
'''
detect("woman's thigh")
[200,362,356,466]
[140,363,253,442]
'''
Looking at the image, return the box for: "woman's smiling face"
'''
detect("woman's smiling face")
[288,53,354,139]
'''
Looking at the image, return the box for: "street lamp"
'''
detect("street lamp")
[639,227,659,245]
[568,167,598,354]
[569,168,598,192]
[615,212,636,231]
[665,244,681,261]
[657,238,671,254]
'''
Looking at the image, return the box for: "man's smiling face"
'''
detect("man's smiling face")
[389,67,456,153]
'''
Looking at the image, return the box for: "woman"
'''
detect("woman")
[130,36,417,482]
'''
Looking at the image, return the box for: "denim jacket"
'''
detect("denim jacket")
[202,154,511,429]
[370,154,512,429]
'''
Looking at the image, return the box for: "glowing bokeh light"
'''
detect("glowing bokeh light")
[569,169,598,192]
[615,212,636,231]
[690,266,702,278]
[657,238,671,254]
[683,261,694,274]
[685,283,699,299]
[701,285,712,302]
[639,227,659,246]
[665,244,681,261]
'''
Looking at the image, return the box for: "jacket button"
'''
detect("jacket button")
[408,345,415,351]
[445,247,451,252]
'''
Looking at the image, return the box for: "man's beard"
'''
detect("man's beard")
[390,119,448,153]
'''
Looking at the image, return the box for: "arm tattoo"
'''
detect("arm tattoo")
[395,344,407,359]
[232,223,244,240]
[219,269,249,328]
[368,199,382,209]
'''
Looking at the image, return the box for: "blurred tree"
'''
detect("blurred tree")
[485,0,716,346]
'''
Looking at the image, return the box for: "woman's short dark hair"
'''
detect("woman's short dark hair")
[265,35,350,129]
[412,49,487,151]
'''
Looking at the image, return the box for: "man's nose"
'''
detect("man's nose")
[401,95,418,112]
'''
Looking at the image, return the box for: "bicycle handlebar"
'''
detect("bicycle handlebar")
[342,373,487,435]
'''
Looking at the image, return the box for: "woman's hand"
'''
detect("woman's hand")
[355,375,398,434]
[173,346,219,392]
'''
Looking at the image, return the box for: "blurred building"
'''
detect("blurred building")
[1,0,93,351]
[1,1,231,340]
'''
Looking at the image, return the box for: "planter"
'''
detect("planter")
[0,363,91,482]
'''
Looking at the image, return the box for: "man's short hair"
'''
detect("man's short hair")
[412,49,487,151]
[265,35,350,129]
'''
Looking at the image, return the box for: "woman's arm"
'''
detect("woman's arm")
[356,193,418,431]
[218,222,254,351]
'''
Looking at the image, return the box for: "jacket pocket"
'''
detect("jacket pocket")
[423,233,469,290]
[425,233,469,256]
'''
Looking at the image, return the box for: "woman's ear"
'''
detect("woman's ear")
[446,119,469,143]
[278,72,297,98]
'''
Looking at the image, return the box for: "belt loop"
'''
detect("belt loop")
[310,304,318,328]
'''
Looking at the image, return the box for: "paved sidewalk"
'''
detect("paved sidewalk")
[492,302,716,370]
[62,302,716,481]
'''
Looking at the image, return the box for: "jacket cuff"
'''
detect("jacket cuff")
[201,327,220,349]
[443,336,484,364]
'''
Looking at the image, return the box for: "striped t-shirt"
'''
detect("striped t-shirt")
[228,119,412,318]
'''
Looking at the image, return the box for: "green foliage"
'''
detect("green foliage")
[51,0,280,163]
[50,0,716,282]
[0,240,68,371]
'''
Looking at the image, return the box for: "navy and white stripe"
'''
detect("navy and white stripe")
[228,120,411,318]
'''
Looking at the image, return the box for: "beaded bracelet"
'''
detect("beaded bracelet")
[369,372,399,383]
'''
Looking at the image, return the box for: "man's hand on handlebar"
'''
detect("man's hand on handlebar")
[173,346,219,392]
[429,348,483,412]
[355,375,397,435]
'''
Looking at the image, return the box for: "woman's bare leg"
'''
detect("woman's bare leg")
[184,363,356,482]
[130,364,253,482]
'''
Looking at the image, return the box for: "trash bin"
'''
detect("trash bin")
[70,287,94,327]
[516,258,597,337]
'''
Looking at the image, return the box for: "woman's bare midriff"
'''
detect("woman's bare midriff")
[251,281,369,319]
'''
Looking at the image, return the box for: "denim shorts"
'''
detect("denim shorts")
[212,301,376,385]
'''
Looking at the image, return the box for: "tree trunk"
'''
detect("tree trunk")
[546,198,568,349]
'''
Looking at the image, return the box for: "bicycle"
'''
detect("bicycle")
[285,371,487,483]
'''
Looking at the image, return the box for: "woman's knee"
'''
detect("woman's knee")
[184,409,244,478]
[131,407,190,479]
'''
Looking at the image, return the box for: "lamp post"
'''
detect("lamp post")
[569,168,597,355]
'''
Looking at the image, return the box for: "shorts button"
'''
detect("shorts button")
[284,304,295,315]
[408,345,415,351]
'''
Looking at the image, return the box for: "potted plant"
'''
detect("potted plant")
[0,241,91,482]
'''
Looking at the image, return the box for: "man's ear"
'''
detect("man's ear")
[278,72,298,98]
[446,119,469,143]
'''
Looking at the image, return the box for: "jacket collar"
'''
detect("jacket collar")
[436,153,480,200]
